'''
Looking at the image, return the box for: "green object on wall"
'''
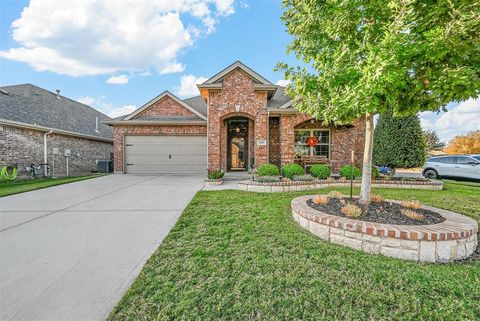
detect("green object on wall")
[1,166,18,181]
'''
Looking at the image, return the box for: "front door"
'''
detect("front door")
[227,117,249,171]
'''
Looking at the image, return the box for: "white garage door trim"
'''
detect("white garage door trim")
[124,135,207,174]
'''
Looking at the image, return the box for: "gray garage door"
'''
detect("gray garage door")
[124,135,207,174]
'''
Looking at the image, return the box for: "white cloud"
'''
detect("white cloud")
[240,1,250,9]
[0,0,236,77]
[107,105,138,118]
[275,79,291,87]
[75,95,137,118]
[76,96,96,106]
[176,74,208,97]
[106,74,129,85]
[420,98,480,142]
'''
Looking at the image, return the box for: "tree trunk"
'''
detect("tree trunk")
[359,112,374,205]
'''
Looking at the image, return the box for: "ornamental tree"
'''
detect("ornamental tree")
[423,130,446,151]
[444,130,480,154]
[277,0,480,204]
[373,110,427,176]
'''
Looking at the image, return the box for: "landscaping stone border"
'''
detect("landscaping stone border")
[239,179,443,192]
[204,179,223,186]
[292,195,478,263]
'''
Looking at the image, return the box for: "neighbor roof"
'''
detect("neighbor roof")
[0,84,113,141]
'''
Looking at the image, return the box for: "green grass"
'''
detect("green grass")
[0,175,103,197]
[109,181,480,321]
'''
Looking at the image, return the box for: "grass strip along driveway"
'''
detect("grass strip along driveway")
[109,181,480,321]
[0,175,102,197]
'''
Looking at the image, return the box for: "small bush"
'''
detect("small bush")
[371,166,381,179]
[339,165,361,179]
[282,163,304,179]
[401,209,424,221]
[310,164,331,179]
[313,195,329,205]
[293,174,314,181]
[370,194,385,203]
[327,190,344,199]
[341,204,363,218]
[207,169,224,179]
[401,200,422,209]
[257,164,279,177]
[256,176,280,183]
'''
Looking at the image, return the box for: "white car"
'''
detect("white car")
[422,155,480,180]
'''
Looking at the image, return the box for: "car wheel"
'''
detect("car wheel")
[424,169,438,179]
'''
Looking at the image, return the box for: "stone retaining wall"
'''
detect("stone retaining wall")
[239,179,443,192]
[292,195,478,263]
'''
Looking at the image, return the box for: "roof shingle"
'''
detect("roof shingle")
[0,84,113,140]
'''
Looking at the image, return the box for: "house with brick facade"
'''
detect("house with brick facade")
[0,84,113,177]
[105,61,365,175]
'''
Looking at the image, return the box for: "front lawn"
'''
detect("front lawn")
[0,175,103,197]
[109,182,480,321]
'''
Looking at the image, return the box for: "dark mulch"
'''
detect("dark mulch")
[306,198,445,225]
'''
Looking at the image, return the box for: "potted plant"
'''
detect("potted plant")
[205,169,225,185]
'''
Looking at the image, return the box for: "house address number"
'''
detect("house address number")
[257,139,267,146]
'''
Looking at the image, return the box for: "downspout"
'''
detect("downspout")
[44,130,53,177]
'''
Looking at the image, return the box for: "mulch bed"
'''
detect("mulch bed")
[306,197,445,225]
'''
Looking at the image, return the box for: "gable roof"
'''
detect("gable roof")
[0,84,113,141]
[203,61,273,85]
[123,91,207,121]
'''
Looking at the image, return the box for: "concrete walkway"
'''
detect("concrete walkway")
[0,174,204,321]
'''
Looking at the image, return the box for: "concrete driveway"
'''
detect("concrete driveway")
[0,174,204,321]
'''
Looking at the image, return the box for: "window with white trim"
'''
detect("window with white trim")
[294,129,330,158]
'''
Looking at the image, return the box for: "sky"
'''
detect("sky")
[1,0,478,142]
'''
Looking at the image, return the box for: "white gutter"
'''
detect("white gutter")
[43,130,53,177]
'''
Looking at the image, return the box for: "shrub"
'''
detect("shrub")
[371,166,381,179]
[207,169,224,179]
[257,164,279,177]
[341,204,363,218]
[339,165,361,179]
[310,164,331,179]
[401,200,422,209]
[282,163,304,179]
[256,176,280,183]
[313,195,329,205]
[401,209,424,221]
[370,194,385,203]
[293,174,314,181]
[327,190,344,199]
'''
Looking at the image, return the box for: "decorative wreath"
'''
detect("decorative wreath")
[306,136,318,147]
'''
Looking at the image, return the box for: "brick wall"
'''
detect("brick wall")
[112,125,207,172]
[205,69,268,171]
[136,96,196,117]
[268,117,280,166]
[279,116,365,173]
[0,125,112,177]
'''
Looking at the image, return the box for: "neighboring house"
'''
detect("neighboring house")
[105,61,365,174]
[0,84,113,177]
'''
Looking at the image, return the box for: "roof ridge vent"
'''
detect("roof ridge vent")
[55,89,61,99]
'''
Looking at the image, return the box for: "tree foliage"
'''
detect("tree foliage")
[277,0,480,122]
[444,130,480,154]
[277,0,480,202]
[423,130,445,151]
[373,110,427,169]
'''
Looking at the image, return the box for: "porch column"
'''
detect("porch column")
[208,113,222,171]
[253,110,269,167]
[280,116,295,165]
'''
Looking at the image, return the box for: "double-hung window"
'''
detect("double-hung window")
[294,129,330,158]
